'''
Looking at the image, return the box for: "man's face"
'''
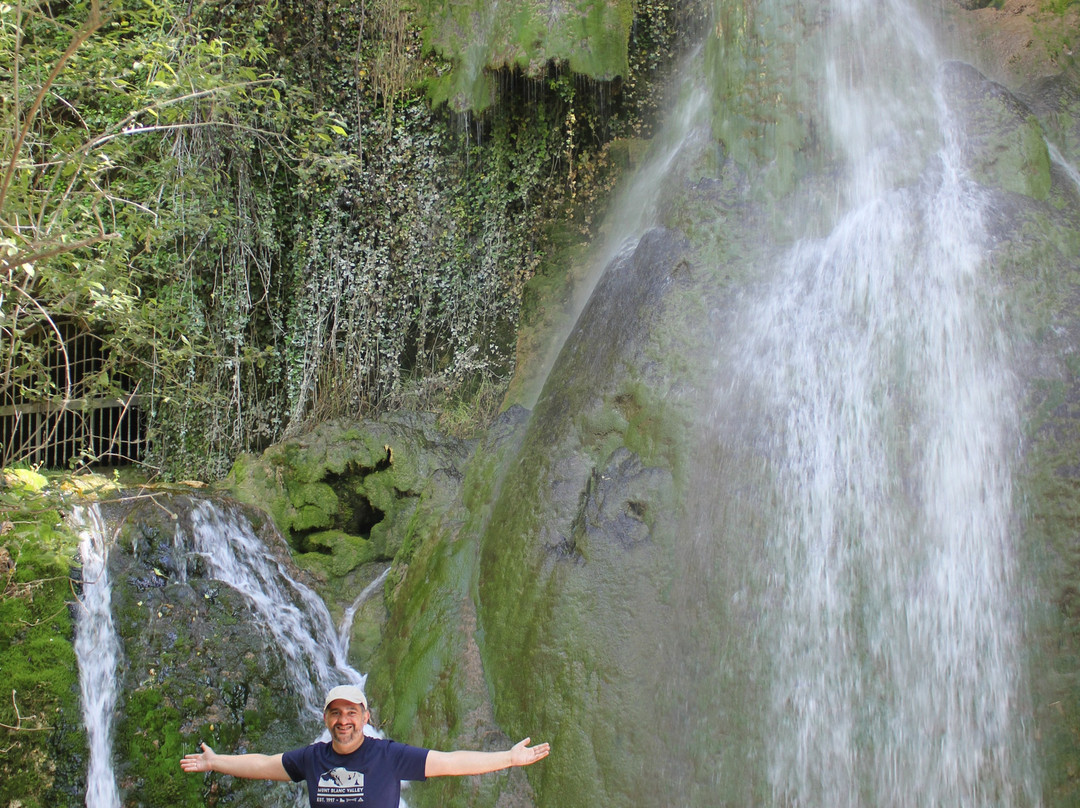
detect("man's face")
[324,699,368,752]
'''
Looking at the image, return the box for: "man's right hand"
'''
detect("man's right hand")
[180,744,290,781]
[180,742,217,773]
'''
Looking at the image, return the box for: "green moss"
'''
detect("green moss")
[294,530,377,577]
[116,689,203,808]
[970,113,1052,199]
[704,0,818,196]
[0,482,84,808]
[1023,432,1080,806]
[420,0,635,111]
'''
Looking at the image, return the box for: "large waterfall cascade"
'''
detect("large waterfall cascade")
[714,0,1041,804]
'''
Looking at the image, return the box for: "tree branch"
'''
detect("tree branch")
[0,0,104,214]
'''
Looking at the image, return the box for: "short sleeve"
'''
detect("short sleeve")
[280,747,308,783]
[390,741,429,781]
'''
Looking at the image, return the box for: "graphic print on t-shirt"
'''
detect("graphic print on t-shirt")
[316,767,365,803]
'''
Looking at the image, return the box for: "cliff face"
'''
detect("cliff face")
[229,4,1080,807]
[7,2,1079,807]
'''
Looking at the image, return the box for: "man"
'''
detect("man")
[180,684,550,807]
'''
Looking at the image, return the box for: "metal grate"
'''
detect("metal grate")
[0,321,145,468]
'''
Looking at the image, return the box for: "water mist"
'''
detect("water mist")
[720,0,1040,804]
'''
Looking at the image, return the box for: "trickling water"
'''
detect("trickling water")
[722,0,1040,804]
[183,500,365,720]
[1048,141,1080,199]
[73,504,122,808]
[339,566,391,652]
[525,54,712,405]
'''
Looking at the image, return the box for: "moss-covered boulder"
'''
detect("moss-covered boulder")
[476,228,703,807]
[940,60,1053,199]
[419,0,636,111]
[367,405,540,808]
[225,414,472,618]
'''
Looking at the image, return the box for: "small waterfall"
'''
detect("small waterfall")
[73,504,122,808]
[72,497,393,806]
[1048,140,1080,199]
[182,499,366,721]
[338,566,391,652]
[718,0,1040,804]
[182,500,393,804]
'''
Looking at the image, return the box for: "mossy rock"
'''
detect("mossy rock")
[420,0,635,111]
[0,480,85,808]
[940,60,1053,199]
[367,406,535,808]
[107,496,317,808]
[224,416,471,599]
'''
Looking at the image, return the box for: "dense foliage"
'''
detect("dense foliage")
[1,0,700,480]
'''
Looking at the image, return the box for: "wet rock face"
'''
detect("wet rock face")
[105,497,311,808]
[475,228,693,806]
[938,60,1052,199]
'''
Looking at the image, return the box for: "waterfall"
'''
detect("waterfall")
[524,54,712,405]
[72,497,398,806]
[73,504,122,808]
[1048,140,1080,199]
[181,500,400,803]
[182,500,364,720]
[339,566,391,653]
[721,0,1040,804]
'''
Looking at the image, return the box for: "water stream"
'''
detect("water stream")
[718,0,1040,803]
[73,504,122,808]
[180,500,364,720]
[1049,140,1080,199]
[525,52,712,405]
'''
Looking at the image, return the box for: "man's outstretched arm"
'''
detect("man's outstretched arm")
[424,737,550,778]
[180,742,291,781]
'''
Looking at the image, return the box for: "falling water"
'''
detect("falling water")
[719,0,1041,804]
[525,54,712,405]
[73,498,393,806]
[182,500,365,720]
[73,504,122,808]
[180,500,397,803]
[1048,141,1080,199]
[339,566,391,652]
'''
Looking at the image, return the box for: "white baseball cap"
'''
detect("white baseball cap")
[323,685,367,711]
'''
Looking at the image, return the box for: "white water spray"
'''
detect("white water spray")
[725,0,1040,804]
[73,504,122,808]
[183,500,365,720]
[526,52,712,404]
[1048,140,1080,199]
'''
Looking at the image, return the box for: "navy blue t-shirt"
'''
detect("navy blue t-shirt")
[281,737,428,807]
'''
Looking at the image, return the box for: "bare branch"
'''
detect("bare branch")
[84,118,288,152]
[0,691,52,733]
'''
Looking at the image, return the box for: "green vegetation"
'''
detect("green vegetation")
[2,0,696,481]
[0,472,84,808]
